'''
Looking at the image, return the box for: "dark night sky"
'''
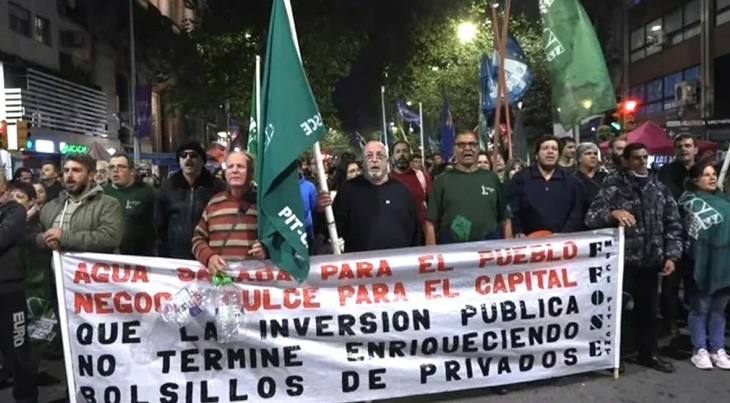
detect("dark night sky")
[332,0,538,132]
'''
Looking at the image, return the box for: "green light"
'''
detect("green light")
[26,139,33,149]
[610,122,621,131]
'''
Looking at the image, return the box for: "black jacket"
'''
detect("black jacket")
[585,170,683,269]
[0,199,28,293]
[154,169,226,259]
[657,160,689,200]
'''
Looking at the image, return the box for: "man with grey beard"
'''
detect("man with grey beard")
[318,141,421,252]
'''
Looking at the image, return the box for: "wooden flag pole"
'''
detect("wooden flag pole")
[490,3,503,159]
[500,0,513,160]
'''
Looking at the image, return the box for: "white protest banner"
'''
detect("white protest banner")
[54,229,623,403]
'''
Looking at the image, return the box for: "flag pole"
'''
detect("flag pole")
[418,102,425,162]
[312,142,341,254]
[255,55,261,152]
[381,86,388,145]
[490,3,502,159]
[499,0,513,160]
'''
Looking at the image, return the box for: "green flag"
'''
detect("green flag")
[257,0,324,281]
[539,0,615,128]
[247,69,259,159]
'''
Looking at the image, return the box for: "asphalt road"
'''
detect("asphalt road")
[3,333,728,403]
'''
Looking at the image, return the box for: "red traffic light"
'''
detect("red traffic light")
[623,100,638,113]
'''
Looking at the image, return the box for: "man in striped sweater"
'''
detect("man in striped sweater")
[192,152,268,273]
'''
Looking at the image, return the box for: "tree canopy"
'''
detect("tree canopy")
[387,0,551,133]
[138,0,373,130]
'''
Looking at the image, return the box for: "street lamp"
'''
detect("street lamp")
[581,100,593,110]
[457,22,477,43]
[406,101,412,106]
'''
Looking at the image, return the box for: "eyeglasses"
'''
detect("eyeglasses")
[180,152,199,159]
[455,142,479,150]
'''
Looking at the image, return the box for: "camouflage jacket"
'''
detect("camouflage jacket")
[585,170,683,268]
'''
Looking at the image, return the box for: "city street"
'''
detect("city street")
[3,333,727,403]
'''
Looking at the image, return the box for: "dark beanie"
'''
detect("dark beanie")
[176,142,207,163]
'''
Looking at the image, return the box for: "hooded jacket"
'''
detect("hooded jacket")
[0,198,28,293]
[35,184,124,253]
[585,169,683,268]
[155,169,227,259]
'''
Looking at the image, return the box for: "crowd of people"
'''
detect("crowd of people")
[0,130,727,402]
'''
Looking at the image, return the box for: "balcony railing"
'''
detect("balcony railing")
[2,69,109,136]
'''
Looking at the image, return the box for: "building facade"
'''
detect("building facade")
[626,0,730,140]
[0,0,202,169]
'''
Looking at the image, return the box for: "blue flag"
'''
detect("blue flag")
[440,95,455,160]
[396,99,420,126]
[481,34,533,111]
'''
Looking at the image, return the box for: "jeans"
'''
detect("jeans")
[688,287,730,353]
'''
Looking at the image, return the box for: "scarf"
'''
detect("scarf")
[679,190,730,294]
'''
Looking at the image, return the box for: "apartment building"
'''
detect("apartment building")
[0,0,122,162]
[626,0,730,139]
[0,0,200,169]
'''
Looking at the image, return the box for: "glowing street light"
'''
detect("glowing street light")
[457,22,477,43]
[581,100,592,110]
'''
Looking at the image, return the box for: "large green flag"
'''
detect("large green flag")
[539,0,615,128]
[247,69,259,159]
[257,0,324,281]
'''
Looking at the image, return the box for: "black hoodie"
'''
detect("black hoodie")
[0,199,28,293]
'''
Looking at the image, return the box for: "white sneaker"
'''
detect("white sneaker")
[692,349,714,370]
[710,349,730,370]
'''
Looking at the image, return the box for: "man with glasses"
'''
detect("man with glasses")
[155,143,226,259]
[425,131,512,245]
[318,141,421,252]
[103,152,157,256]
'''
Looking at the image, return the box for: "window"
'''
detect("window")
[629,85,645,103]
[720,0,730,26]
[34,16,51,46]
[645,18,663,56]
[663,72,683,100]
[630,27,645,61]
[664,8,684,45]
[684,0,701,25]
[683,65,701,82]
[8,2,31,37]
[646,79,663,102]
[630,27,645,50]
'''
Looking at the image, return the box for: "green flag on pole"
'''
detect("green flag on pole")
[257,0,325,281]
[247,70,259,159]
[539,0,615,128]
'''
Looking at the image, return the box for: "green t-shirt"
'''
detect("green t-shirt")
[103,182,157,256]
[426,168,510,242]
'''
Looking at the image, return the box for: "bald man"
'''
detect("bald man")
[318,141,421,252]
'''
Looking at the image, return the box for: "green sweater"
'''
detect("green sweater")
[103,182,157,256]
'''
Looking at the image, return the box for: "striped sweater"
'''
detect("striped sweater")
[191,191,258,266]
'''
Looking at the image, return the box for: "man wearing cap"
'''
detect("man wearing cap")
[155,142,226,260]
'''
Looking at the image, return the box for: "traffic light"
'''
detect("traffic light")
[16,120,32,151]
[0,120,7,149]
[621,100,638,132]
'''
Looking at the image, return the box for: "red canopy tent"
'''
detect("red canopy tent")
[600,121,717,154]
